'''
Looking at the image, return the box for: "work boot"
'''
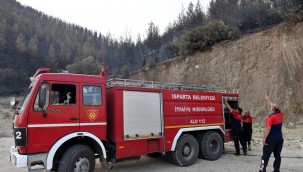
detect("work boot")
[248,143,252,151]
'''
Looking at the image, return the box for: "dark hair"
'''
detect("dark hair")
[237,108,243,114]
[272,107,280,113]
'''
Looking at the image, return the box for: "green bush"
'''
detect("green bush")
[66,56,102,75]
[180,21,239,55]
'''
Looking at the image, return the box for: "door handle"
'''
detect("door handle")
[70,117,79,121]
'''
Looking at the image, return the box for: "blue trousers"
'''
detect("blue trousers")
[260,138,283,172]
[233,129,246,154]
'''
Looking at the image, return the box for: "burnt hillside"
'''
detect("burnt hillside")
[130,22,303,125]
[1,0,301,95]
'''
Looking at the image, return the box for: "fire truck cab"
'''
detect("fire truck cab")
[10,68,240,172]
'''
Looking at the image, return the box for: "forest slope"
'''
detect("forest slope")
[130,22,303,124]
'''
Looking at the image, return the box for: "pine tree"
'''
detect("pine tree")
[28,35,39,68]
[15,33,27,54]
[45,44,58,71]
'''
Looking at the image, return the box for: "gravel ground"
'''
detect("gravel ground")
[1,96,302,172]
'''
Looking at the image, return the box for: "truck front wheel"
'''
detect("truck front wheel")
[200,131,223,160]
[165,151,175,164]
[58,144,95,172]
[171,134,199,166]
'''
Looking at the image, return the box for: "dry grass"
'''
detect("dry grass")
[3,112,11,119]
[0,97,11,109]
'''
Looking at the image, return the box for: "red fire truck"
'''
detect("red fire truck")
[10,68,239,172]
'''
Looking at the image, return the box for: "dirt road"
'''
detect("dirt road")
[2,133,303,172]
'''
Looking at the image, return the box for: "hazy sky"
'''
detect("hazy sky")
[16,0,211,39]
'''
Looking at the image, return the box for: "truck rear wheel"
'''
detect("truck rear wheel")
[200,131,223,160]
[58,144,95,172]
[196,132,205,158]
[171,134,199,166]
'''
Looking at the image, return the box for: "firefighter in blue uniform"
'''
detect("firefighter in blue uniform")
[259,95,284,172]
[224,99,247,156]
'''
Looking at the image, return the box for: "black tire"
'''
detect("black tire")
[58,144,95,172]
[165,151,175,164]
[171,134,199,166]
[200,131,223,160]
[147,152,162,158]
[196,132,205,158]
[51,161,59,171]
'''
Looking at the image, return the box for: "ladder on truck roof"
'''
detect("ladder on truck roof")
[107,78,226,93]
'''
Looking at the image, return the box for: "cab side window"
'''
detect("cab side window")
[51,84,76,105]
[83,86,102,106]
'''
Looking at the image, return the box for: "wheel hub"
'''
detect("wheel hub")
[74,156,90,172]
[183,144,192,156]
[210,139,218,152]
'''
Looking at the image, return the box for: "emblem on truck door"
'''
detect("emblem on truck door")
[86,108,99,122]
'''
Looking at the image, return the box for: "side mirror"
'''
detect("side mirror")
[10,97,16,107]
[10,97,19,110]
[39,85,47,108]
[38,83,49,118]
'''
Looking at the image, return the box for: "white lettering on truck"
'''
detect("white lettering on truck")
[174,106,215,112]
[175,106,191,112]
[172,94,191,100]
[172,94,216,101]
[192,106,215,112]
[190,119,206,124]
[193,95,216,101]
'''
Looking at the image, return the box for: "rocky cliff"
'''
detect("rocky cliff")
[129,22,303,124]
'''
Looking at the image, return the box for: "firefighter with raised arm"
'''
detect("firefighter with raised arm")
[259,95,284,172]
[242,110,253,151]
[224,99,247,156]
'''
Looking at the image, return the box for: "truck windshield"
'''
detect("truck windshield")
[19,87,33,113]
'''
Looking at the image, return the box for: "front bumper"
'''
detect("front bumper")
[10,146,27,167]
